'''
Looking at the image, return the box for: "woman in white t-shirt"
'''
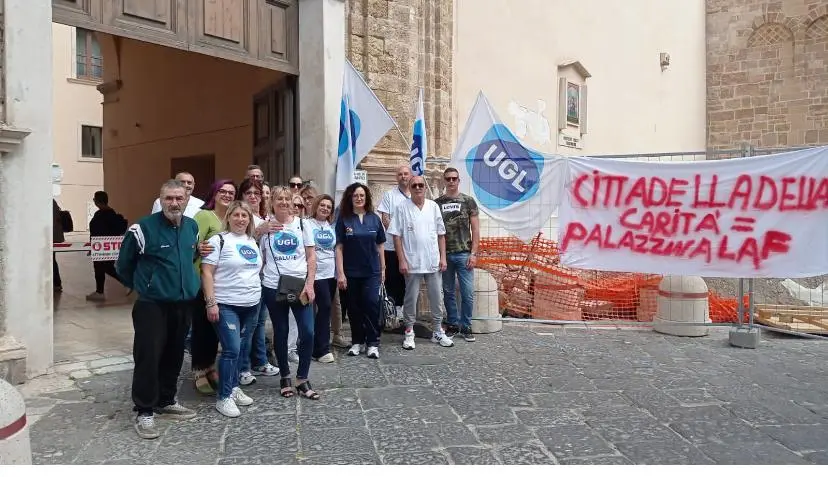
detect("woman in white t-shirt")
[236,178,279,385]
[261,186,319,400]
[306,194,337,364]
[201,201,263,418]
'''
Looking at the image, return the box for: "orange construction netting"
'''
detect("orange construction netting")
[476,235,748,324]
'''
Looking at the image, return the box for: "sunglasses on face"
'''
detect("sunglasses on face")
[411,183,426,189]
[294,203,305,208]
[289,182,303,188]
[444,176,459,182]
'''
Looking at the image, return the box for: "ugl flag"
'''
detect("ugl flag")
[410,88,427,176]
[337,59,396,192]
[450,92,566,241]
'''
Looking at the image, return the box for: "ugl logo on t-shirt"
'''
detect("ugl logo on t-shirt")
[236,244,259,263]
[315,229,335,250]
[273,231,299,256]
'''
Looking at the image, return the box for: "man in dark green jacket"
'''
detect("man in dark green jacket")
[116,179,202,439]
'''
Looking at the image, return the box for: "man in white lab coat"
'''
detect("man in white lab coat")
[387,175,454,350]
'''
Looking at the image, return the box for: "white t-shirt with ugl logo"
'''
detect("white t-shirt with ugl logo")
[203,232,263,307]
[260,216,314,289]
[305,218,337,280]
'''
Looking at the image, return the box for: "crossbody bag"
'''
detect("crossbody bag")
[265,218,307,303]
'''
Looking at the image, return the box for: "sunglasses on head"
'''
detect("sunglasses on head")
[411,183,426,189]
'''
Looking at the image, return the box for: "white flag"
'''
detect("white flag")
[410,88,427,176]
[450,92,566,241]
[337,60,396,193]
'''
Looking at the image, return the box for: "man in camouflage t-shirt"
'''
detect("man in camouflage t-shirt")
[435,167,480,341]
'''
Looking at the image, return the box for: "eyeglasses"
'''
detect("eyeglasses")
[217,189,235,196]
[289,182,303,188]
[243,190,261,197]
[444,176,459,182]
[411,183,426,189]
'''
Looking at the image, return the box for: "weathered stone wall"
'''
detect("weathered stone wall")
[346,0,453,193]
[707,0,828,148]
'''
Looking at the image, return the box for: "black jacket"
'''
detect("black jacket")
[89,208,128,237]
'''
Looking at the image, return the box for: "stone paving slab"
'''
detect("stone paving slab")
[24,324,828,465]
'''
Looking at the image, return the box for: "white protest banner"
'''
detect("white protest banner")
[90,236,124,262]
[451,92,566,241]
[558,147,828,278]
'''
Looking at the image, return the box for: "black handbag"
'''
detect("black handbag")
[380,285,399,331]
[266,224,307,304]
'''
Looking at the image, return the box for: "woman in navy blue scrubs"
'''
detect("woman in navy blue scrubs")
[335,183,386,359]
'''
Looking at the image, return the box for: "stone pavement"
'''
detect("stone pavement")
[22,324,828,465]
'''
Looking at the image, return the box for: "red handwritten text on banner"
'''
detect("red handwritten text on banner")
[557,148,828,278]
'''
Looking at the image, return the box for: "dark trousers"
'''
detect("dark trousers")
[190,290,219,371]
[313,278,337,358]
[263,287,314,380]
[131,299,192,414]
[347,274,382,347]
[93,260,122,293]
[53,253,62,288]
[384,251,405,306]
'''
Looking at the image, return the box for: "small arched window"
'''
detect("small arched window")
[747,22,794,47]
[805,15,828,41]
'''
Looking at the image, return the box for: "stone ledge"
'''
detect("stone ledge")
[0,124,32,155]
[0,335,28,384]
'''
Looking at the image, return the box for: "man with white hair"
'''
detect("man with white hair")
[151,171,204,217]
[118,179,202,439]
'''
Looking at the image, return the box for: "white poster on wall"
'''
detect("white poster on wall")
[558,147,828,278]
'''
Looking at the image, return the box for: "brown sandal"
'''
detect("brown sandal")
[280,378,295,398]
[296,381,320,400]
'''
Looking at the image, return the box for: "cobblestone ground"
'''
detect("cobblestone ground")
[25,325,828,465]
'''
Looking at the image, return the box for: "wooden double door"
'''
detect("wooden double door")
[253,78,298,187]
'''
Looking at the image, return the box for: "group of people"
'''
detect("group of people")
[115,164,480,439]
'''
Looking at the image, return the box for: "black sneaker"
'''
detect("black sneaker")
[445,324,461,335]
[460,329,476,342]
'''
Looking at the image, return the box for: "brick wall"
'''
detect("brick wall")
[706,0,828,148]
[346,0,453,179]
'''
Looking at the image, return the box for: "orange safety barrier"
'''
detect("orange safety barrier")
[477,235,747,324]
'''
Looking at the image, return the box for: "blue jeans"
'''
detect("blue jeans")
[442,252,474,330]
[213,303,259,400]
[240,296,269,372]
[263,286,314,380]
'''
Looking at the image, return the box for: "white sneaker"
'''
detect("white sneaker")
[366,346,380,359]
[431,331,454,347]
[347,344,362,356]
[288,350,300,363]
[216,397,241,418]
[251,363,279,376]
[231,387,253,406]
[134,414,160,439]
[239,371,256,386]
[402,329,416,350]
[317,353,335,363]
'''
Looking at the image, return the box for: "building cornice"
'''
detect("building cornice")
[0,124,32,155]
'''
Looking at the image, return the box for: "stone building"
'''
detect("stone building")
[0,0,732,380]
[706,0,828,148]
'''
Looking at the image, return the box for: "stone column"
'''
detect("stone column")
[0,0,55,381]
[298,0,346,195]
[346,0,454,182]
